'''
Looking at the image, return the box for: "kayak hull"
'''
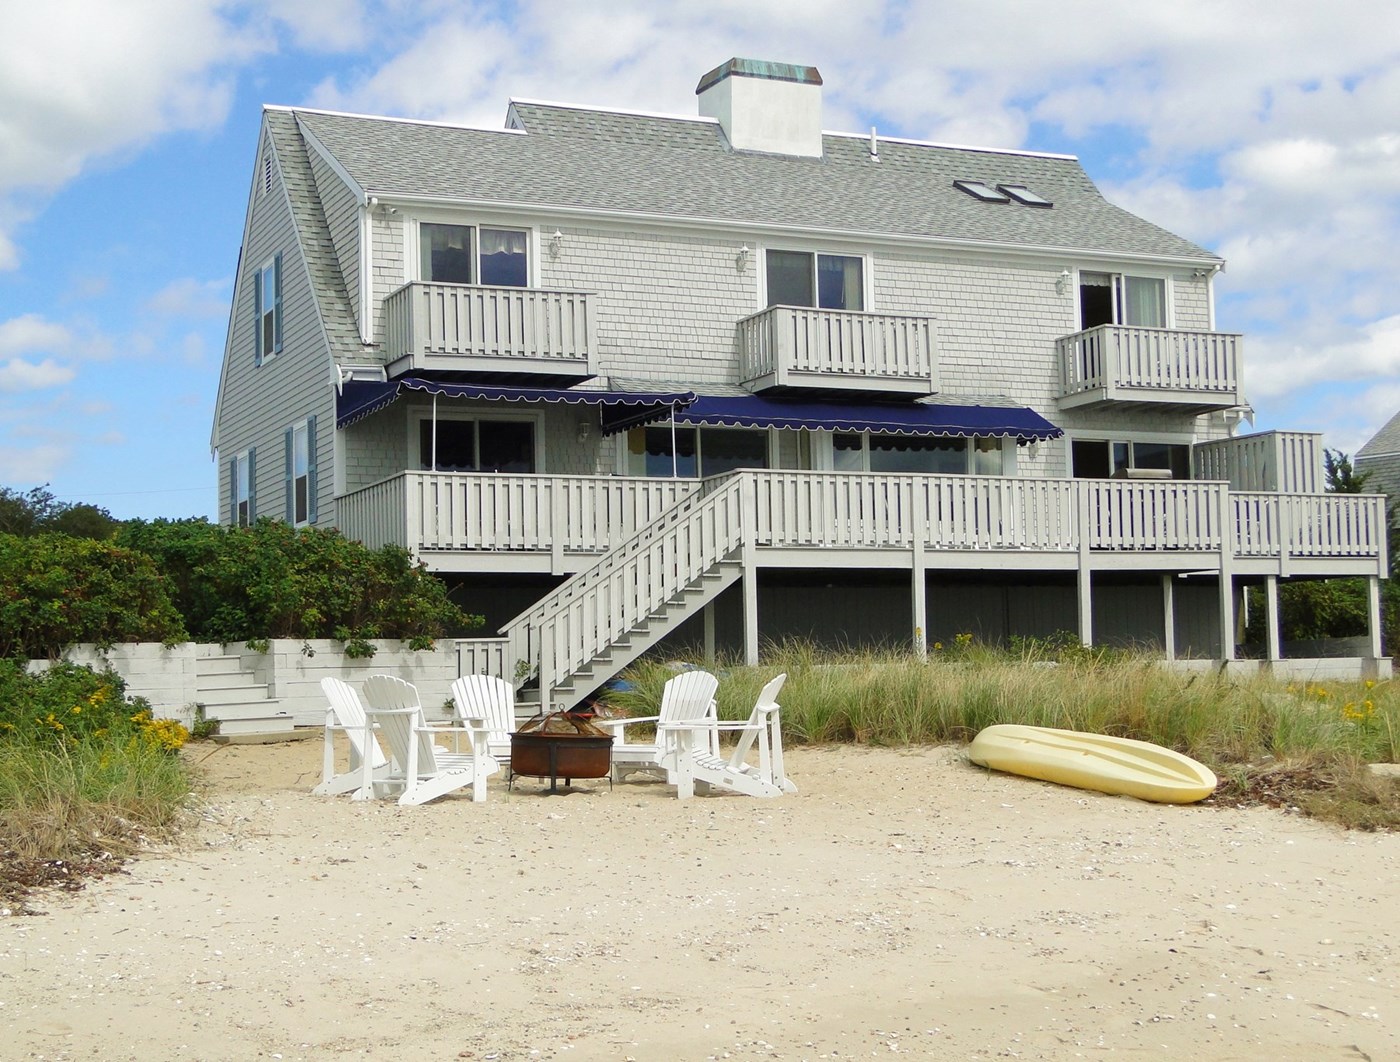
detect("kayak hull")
[967,724,1217,804]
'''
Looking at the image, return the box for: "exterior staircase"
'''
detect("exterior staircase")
[502,476,750,712]
[195,653,294,736]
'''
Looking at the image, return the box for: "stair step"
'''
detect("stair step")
[212,715,296,736]
[203,701,289,723]
[195,672,260,691]
[199,685,273,706]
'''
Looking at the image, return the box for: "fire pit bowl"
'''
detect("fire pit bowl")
[510,711,613,792]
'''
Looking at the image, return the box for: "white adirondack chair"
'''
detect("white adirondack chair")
[593,670,720,782]
[661,673,797,800]
[449,674,516,763]
[313,677,390,796]
[358,674,498,805]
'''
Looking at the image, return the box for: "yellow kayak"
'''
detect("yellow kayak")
[967,724,1217,804]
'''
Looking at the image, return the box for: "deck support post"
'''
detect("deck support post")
[1217,487,1236,663]
[1075,486,1093,646]
[1263,575,1282,665]
[1366,575,1383,669]
[703,602,716,664]
[912,485,927,657]
[1161,574,1176,661]
[741,476,759,666]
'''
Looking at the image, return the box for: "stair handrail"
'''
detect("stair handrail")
[503,474,750,707]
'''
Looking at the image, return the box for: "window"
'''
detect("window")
[832,433,1008,474]
[230,449,255,527]
[997,184,1052,207]
[765,250,863,311]
[419,418,536,473]
[626,426,769,478]
[285,417,317,524]
[1071,438,1190,479]
[953,180,1010,203]
[253,253,282,365]
[419,223,528,287]
[1079,271,1166,329]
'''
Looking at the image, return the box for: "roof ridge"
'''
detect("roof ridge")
[268,103,525,135]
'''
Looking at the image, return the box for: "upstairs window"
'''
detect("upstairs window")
[253,253,283,365]
[766,250,864,311]
[285,417,317,525]
[420,223,528,287]
[1079,271,1166,329]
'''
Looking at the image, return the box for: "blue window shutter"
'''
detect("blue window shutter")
[228,457,237,525]
[284,426,294,521]
[252,266,264,366]
[247,448,257,521]
[306,415,318,524]
[272,252,284,354]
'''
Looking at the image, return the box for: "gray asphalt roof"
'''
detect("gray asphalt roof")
[1358,409,1400,458]
[289,102,1218,262]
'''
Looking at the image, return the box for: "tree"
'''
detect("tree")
[1323,449,1370,494]
[0,485,118,540]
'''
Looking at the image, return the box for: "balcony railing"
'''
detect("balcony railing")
[337,470,1387,572]
[1057,324,1243,413]
[1194,431,1324,493]
[737,305,938,395]
[382,282,596,379]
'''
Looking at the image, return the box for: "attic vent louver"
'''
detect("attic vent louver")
[262,149,274,196]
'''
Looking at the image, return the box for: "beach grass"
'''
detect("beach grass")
[608,639,1400,829]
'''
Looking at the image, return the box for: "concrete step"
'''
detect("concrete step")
[195,655,247,676]
[202,701,289,723]
[212,715,296,736]
[198,684,273,706]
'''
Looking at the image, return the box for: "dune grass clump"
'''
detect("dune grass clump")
[609,638,1400,829]
[0,661,193,906]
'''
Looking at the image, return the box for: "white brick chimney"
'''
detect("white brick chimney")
[696,58,824,158]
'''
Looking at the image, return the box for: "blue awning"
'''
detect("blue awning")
[336,378,696,433]
[672,395,1062,442]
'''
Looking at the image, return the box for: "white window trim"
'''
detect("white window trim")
[256,255,279,365]
[408,408,545,473]
[234,450,253,528]
[1072,267,1176,331]
[1068,431,1194,477]
[757,244,873,313]
[406,216,537,287]
[290,421,310,527]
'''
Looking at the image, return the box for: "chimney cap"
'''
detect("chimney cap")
[696,58,823,96]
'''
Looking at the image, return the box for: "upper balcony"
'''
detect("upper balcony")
[737,305,938,397]
[383,282,597,383]
[1057,324,1243,415]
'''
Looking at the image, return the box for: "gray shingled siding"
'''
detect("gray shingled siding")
[1356,451,1400,510]
[215,142,336,527]
[306,146,363,338]
[369,213,405,350]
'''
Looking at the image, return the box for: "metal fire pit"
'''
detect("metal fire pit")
[510,711,612,793]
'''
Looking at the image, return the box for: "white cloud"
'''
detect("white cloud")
[145,278,230,319]
[0,314,72,357]
[0,1,263,267]
[0,442,69,484]
[0,357,75,392]
[1246,315,1400,400]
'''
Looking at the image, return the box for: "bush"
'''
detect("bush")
[116,517,480,646]
[0,533,187,659]
[0,659,188,751]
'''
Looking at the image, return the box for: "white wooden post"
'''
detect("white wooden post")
[1366,575,1383,665]
[741,475,759,666]
[1161,574,1176,661]
[1218,488,1236,662]
[549,485,565,575]
[1075,483,1093,646]
[703,602,716,664]
[1264,575,1282,663]
[912,483,927,656]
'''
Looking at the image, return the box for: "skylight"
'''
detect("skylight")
[999,184,1053,207]
[953,180,1010,203]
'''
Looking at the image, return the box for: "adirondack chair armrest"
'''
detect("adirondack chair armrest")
[592,714,660,742]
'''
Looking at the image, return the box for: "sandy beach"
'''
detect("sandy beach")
[2,738,1397,1060]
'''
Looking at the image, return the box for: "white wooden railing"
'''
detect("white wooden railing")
[456,637,508,680]
[1195,431,1323,493]
[502,477,749,704]
[383,282,596,366]
[1058,324,1241,402]
[491,471,1387,706]
[1232,492,1388,558]
[337,472,696,554]
[738,305,937,393]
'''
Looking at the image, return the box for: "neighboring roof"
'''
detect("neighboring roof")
[1358,409,1400,459]
[287,102,1219,263]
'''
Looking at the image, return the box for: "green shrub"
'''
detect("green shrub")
[0,534,187,659]
[116,517,481,646]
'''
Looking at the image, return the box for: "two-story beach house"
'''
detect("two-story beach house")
[212,58,1390,712]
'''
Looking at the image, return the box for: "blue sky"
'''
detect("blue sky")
[3,1,1398,519]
